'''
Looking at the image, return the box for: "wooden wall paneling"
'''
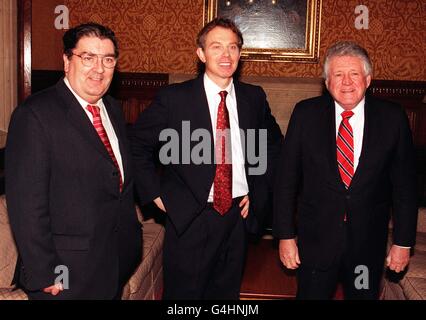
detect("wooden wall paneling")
[368,80,426,146]
[368,80,426,205]
[31,69,63,94]
[17,0,31,104]
[109,72,169,124]
[0,0,18,147]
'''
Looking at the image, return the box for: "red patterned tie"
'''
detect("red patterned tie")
[336,110,354,189]
[213,91,232,215]
[87,105,123,192]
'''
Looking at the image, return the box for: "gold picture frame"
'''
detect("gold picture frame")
[204,0,322,63]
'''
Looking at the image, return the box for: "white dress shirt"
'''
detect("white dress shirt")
[64,77,124,180]
[204,74,249,201]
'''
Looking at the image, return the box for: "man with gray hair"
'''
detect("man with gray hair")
[273,41,418,299]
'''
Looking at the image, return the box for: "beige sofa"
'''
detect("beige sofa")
[381,209,426,300]
[0,195,164,300]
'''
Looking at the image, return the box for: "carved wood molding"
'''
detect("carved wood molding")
[369,80,426,100]
[367,80,426,146]
[112,72,168,89]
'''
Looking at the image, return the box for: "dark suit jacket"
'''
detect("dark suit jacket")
[131,76,283,236]
[273,93,418,270]
[5,80,141,299]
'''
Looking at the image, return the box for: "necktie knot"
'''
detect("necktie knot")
[219,90,228,102]
[87,104,100,117]
[341,110,354,120]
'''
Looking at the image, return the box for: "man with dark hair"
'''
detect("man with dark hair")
[131,18,282,299]
[273,41,418,299]
[6,22,141,299]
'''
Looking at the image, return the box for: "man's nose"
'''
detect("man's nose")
[223,47,230,57]
[93,56,105,72]
[342,74,353,85]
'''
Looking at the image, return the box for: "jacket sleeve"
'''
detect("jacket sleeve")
[5,105,61,291]
[130,91,168,205]
[390,106,418,247]
[260,88,284,188]
[273,103,303,239]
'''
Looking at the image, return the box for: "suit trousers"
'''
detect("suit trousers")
[296,223,383,300]
[163,198,247,300]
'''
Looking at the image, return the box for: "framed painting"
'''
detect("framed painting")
[203,0,322,62]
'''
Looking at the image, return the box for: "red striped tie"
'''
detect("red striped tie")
[337,111,354,222]
[87,105,123,192]
[336,111,354,189]
[213,91,232,215]
[337,110,354,189]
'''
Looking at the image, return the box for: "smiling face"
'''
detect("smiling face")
[63,36,115,104]
[196,26,241,89]
[325,55,371,110]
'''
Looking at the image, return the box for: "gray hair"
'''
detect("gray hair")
[323,41,373,79]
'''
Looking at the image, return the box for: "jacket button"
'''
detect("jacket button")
[112,171,118,177]
[345,195,351,200]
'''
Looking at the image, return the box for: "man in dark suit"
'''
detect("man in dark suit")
[131,18,282,299]
[273,41,418,299]
[5,23,141,299]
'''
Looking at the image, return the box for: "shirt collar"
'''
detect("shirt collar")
[63,77,103,109]
[335,97,365,118]
[203,73,234,98]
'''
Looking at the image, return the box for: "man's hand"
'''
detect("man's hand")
[154,197,166,212]
[239,196,249,218]
[386,245,410,273]
[279,238,301,269]
[43,282,64,296]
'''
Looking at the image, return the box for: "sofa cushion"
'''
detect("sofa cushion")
[415,232,426,253]
[381,277,406,300]
[401,277,426,300]
[405,251,426,278]
[417,208,426,233]
[124,220,164,297]
[0,288,28,300]
[0,195,18,289]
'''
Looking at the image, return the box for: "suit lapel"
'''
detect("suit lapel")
[324,96,346,191]
[234,81,251,133]
[349,96,372,189]
[233,82,251,162]
[192,76,214,142]
[55,80,115,164]
[104,97,130,188]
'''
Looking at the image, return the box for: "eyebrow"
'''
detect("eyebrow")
[80,51,116,57]
[208,41,238,46]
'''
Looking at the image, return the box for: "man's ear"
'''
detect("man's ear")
[196,47,206,63]
[366,74,372,88]
[63,54,70,73]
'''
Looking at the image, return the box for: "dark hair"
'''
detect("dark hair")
[196,18,243,50]
[63,22,119,59]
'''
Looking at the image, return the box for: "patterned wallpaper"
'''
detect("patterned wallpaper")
[56,0,426,80]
